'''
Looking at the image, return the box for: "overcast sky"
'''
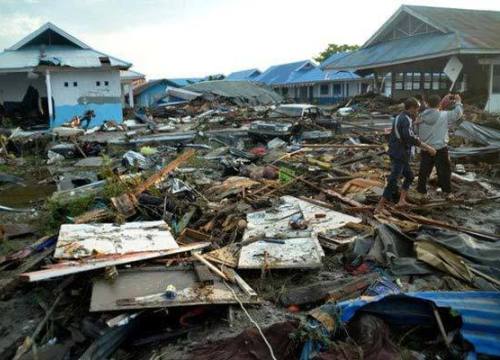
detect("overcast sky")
[1,0,500,79]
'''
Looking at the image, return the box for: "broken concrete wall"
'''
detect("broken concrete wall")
[0,72,47,104]
[50,69,123,128]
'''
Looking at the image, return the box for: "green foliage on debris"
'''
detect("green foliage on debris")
[98,154,114,179]
[314,43,360,63]
[41,194,96,235]
[103,178,131,199]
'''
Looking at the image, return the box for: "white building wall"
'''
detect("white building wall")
[50,69,121,106]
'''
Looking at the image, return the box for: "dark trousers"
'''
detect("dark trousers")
[382,157,414,201]
[417,147,452,194]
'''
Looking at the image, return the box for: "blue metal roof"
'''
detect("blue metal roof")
[226,68,261,81]
[254,60,316,85]
[320,52,352,69]
[338,291,500,358]
[168,78,203,87]
[324,32,458,71]
[324,5,500,71]
[288,67,361,85]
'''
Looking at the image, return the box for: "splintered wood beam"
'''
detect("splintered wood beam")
[192,252,229,281]
[134,149,195,196]
[21,242,210,282]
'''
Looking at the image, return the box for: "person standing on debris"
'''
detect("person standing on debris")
[416,94,464,199]
[376,97,436,212]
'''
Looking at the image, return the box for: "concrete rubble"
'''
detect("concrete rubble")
[0,89,500,359]
[0,84,499,360]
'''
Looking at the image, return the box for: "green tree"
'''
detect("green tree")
[314,44,360,63]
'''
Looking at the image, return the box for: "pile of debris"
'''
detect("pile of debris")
[0,93,499,360]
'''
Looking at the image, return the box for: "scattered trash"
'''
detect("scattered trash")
[0,75,499,360]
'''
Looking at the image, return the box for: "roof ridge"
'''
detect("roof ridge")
[404,4,500,14]
[7,22,92,51]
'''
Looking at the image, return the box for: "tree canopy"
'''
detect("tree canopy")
[314,44,360,63]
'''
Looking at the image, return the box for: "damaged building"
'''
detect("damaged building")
[323,5,500,112]
[254,59,371,104]
[133,78,204,108]
[0,22,132,128]
[225,68,262,81]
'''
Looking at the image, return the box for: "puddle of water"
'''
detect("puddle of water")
[0,182,56,208]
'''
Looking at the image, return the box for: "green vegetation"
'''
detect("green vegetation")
[41,194,96,235]
[314,43,360,63]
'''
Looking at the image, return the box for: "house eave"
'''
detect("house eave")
[325,48,500,72]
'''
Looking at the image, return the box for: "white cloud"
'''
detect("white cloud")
[0,13,44,41]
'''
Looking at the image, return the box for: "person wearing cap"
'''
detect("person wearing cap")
[376,97,436,212]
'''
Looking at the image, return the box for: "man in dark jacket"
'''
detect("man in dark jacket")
[376,97,436,212]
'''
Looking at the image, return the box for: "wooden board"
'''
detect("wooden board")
[90,266,259,312]
[21,242,210,282]
[54,221,178,259]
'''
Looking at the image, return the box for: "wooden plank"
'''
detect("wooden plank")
[133,149,195,196]
[224,268,258,299]
[90,267,259,311]
[192,253,229,281]
[280,273,378,306]
[20,242,210,282]
[54,221,178,259]
[0,246,55,294]
[110,150,195,216]
[193,263,216,285]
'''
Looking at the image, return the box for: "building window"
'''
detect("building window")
[423,73,432,89]
[493,65,500,94]
[412,72,421,90]
[64,82,69,87]
[104,81,109,86]
[440,72,448,90]
[299,87,308,98]
[96,81,101,86]
[73,82,78,87]
[333,83,341,95]
[282,88,288,96]
[320,84,329,95]
[432,73,440,90]
[395,72,404,90]
[404,72,413,90]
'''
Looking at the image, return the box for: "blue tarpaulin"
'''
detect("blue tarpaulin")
[337,291,500,358]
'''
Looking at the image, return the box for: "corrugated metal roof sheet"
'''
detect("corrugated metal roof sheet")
[0,46,130,71]
[405,5,500,49]
[120,70,145,81]
[0,22,131,71]
[324,32,458,71]
[7,22,91,51]
[255,60,316,85]
[226,68,261,81]
[184,80,283,105]
[288,67,361,84]
[325,5,500,71]
[410,291,500,357]
[338,291,500,358]
[133,78,203,96]
[168,78,203,87]
[320,52,351,69]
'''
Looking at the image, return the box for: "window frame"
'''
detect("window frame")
[319,84,329,96]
